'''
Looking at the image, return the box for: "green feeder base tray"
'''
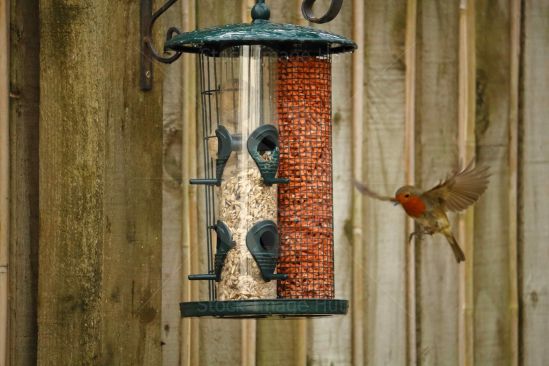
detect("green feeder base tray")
[180,299,348,318]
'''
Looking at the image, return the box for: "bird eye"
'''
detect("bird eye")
[404,193,410,198]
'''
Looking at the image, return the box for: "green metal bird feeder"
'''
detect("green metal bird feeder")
[142,0,356,317]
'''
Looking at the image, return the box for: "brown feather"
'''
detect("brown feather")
[354,181,397,203]
[443,231,466,262]
[423,159,490,212]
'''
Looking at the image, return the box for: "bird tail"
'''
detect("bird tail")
[444,231,466,263]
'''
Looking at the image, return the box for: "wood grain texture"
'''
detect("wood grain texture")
[520,1,549,365]
[457,2,475,365]
[0,0,9,364]
[38,0,162,364]
[351,0,365,364]
[508,1,521,364]
[404,0,417,364]
[362,1,408,365]
[415,1,460,365]
[473,1,515,365]
[161,2,184,364]
[8,0,40,365]
[181,1,199,366]
[257,318,306,366]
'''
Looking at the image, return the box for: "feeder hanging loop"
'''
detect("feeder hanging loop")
[140,0,182,90]
[301,0,344,24]
[145,0,183,63]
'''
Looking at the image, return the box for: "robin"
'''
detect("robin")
[355,160,490,262]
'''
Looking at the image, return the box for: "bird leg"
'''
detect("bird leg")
[408,231,421,243]
[408,229,433,243]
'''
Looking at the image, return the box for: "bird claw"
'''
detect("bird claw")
[409,230,433,243]
[408,232,419,243]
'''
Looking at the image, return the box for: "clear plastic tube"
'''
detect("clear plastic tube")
[199,45,280,300]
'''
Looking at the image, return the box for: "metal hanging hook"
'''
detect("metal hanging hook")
[301,0,344,24]
[146,0,182,63]
[140,0,183,90]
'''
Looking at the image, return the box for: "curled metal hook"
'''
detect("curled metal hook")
[145,0,182,63]
[301,0,344,24]
[141,0,182,90]
[144,27,182,64]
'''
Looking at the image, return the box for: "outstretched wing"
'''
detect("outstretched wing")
[354,181,397,203]
[423,160,490,212]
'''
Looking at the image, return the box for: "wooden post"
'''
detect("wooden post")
[351,0,365,364]
[457,1,476,365]
[38,1,162,364]
[404,0,417,364]
[473,0,519,364]
[361,1,408,365]
[520,1,549,365]
[8,0,40,365]
[0,0,10,365]
[508,1,521,364]
[180,0,199,365]
[415,2,460,365]
[161,1,184,363]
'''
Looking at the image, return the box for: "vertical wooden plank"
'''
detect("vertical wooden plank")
[181,1,199,365]
[508,1,520,364]
[38,0,162,364]
[520,1,549,365]
[0,0,9,364]
[194,2,243,366]
[256,2,308,365]
[101,2,164,358]
[242,320,256,366]
[415,1,460,365]
[257,318,306,366]
[161,1,184,365]
[351,0,365,364]
[8,0,40,364]
[362,1,408,365]
[473,0,517,365]
[404,0,417,364]
[457,1,475,365]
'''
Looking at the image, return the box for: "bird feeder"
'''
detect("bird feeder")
[164,0,356,317]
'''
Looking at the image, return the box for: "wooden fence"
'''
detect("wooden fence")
[2,0,549,365]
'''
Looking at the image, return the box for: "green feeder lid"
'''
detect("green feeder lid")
[165,20,356,56]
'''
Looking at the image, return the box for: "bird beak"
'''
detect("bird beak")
[393,200,399,206]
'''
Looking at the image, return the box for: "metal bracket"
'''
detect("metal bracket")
[301,0,344,24]
[140,0,183,91]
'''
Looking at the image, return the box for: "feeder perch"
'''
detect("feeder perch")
[147,0,356,317]
[190,125,242,186]
[247,125,288,185]
[246,220,287,281]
